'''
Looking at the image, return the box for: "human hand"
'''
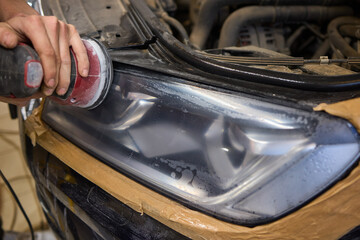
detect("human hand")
[0,14,89,105]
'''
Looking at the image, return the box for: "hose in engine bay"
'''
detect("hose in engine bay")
[218,6,353,48]
[190,0,354,49]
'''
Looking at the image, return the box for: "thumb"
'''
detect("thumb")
[0,22,19,48]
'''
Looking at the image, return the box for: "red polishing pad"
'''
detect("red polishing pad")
[50,38,112,109]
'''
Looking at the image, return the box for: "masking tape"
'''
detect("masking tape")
[24,100,48,146]
[314,97,360,133]
[25,104,360,240]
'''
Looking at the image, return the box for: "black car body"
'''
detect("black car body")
[21,0,360,239]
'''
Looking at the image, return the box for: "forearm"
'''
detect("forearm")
[0,0,38,21]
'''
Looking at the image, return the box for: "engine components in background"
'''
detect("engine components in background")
[328,16,360,58]
[189,0,352,49]
[152,0,191,45]
[236,25,288,54]
[218,6,353,48]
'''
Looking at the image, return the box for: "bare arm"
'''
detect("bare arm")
[0,0,89,105]
[0,0,39,21]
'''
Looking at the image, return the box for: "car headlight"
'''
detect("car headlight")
[42,65,360,226]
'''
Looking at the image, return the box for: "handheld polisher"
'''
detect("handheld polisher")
[0,38,113,109]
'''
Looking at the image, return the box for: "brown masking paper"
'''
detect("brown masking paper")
[314,97,360,133]
[24,100,48,146]
[25,105,360,240]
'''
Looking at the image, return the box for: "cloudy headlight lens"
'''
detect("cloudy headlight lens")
[42,67,360,226]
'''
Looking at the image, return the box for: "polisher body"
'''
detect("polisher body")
[0,38,113,109]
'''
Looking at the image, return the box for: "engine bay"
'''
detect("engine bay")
[37,0,360,98]
[150,0,360,75]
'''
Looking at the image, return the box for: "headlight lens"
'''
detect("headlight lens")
[42,66,360,226]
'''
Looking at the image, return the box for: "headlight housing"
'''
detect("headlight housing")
[42,65,360,226]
